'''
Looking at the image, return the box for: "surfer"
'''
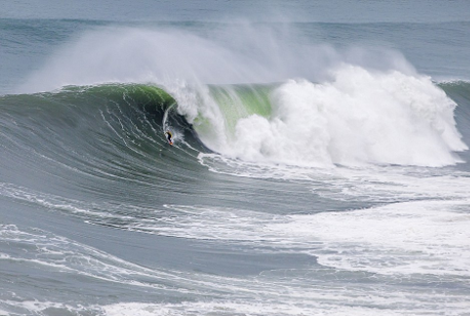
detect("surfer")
[165,131,173,145]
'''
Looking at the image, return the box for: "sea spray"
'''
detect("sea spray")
[20,24,413,93]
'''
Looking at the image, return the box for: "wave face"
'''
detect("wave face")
[0,84,209,201]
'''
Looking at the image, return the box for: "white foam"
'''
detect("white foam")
[198,153,470,205]
[0,299,443,316]
[120,199,470,278]
[0,252,10,260]
[148,199,470,278]
[0,223,193,292]
[307,165,470,204]
[0,182,136,220]
[100,297,466,316]
[0,299,95,316]
[198,152,330,181]
[202,66,466,167]
[275,200,470,276]
[6,177,467,278]
[138,204,282,242]
[2,199,469,315]
[4,174,470,278]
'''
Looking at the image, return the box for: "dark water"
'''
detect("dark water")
[1,1,470,315]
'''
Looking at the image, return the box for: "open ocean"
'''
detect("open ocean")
[1,1,470,315]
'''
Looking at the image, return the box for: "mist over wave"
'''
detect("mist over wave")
[20,24,468,167]
[22,24,417,90]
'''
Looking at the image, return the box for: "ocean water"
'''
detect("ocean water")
[1,1,470,315]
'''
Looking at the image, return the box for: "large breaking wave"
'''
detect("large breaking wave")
[9,25,468,168]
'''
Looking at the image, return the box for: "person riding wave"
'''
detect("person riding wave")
[165,130,173,145]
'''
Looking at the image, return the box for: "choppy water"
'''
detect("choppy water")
[1,1,470,315]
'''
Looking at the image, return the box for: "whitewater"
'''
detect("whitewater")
[1,1,470,315]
